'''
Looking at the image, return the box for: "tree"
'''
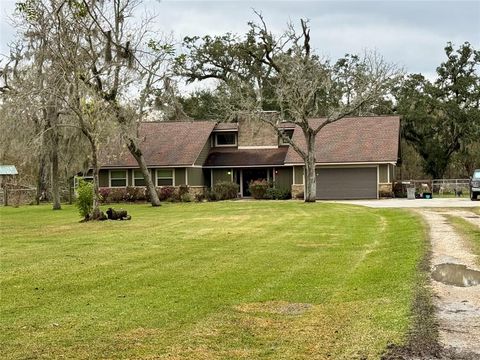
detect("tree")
[68,0,176,207]
[0,10,71,210]
[178,15,401,201]
[396,42,480,179]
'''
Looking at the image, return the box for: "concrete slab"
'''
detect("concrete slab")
[325,198,480,208]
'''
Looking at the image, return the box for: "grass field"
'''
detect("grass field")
[0,202,426,359]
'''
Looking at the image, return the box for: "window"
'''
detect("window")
[110,170,127,187]
[134,170,146,186]
[279,130,294,146]
[156,169,174,186]
[215,133,237,146]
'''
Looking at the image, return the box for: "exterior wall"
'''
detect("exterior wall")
[212,169,232,185]
[99,170,109,187]
[293,166,304,184]
[291,184,304,199]
[379,164,388,183]
[187,186,207,197]
[389,164,396,181]
[175,168,186,186]
[379,183,393,197]
[275,167,293,189]
[195,140,211,166]
[188,167,204,186]
[128,169,133,186]
[237,117,278,147]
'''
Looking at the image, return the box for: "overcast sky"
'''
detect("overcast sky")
[1,0,479,85]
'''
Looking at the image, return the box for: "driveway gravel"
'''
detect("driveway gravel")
[328,198,479,208]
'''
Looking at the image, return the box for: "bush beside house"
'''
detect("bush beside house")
[248,180,291,200]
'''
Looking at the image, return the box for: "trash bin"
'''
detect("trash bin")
[407,187,416,200]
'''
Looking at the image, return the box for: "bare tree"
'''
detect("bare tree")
[70,0,176,207]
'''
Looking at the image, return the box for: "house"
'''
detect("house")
[95,116,400,199]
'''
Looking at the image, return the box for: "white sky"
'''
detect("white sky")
[1,0,479,88]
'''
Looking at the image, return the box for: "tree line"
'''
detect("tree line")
[0,0,478,211]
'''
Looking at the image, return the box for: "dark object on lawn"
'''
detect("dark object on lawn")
[454,188,463,197]
[106,208,132,220]
[423,192,432,199]
[81,210,107,222]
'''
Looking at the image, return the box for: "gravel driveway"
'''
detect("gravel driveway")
[418,209,480,356]
[328,198,479,208]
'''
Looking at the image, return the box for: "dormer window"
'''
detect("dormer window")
[279,130,294,146]
[215,132,237,147]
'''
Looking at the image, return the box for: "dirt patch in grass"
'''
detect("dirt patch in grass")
[235,301,313,316]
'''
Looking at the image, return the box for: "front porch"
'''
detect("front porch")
[209,167,293,197]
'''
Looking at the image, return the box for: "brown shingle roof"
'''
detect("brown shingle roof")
[204,147,288,167]
[100,121,216,167]
[285,116,400,164]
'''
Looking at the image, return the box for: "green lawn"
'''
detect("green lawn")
[449,215,480,263]
[0,202,426,359]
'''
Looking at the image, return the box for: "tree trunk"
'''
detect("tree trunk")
[50,135,61,210]
[303,130,317,203]
[90,141,102,219]
[127,138,161,207]
[36,154,47,205]
[46,100,61,210]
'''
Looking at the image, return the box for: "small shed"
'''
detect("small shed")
[0,165,18,206]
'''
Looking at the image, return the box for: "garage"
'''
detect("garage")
[316,167,378,200]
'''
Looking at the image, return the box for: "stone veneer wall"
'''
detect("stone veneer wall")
[379,183,394,198]
[187,186,207,197]
[291,184,305,199]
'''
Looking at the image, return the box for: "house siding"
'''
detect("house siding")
[275,167,293,189]
[212,169,232,185]
[99,170,109,187]
[175,168,186,186]
[389,164,396,181]
[294,166,304,184]
[127,169,133,186]
[379,164,388,183]
[188,167,204,186]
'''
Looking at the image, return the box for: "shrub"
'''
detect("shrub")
[266,187,291,200]
[99,187,111,203]
[206,190,218,201]
[211,181,239,200]
[109,188,126,203]
[248,179,270,199]
[125,186,146,201]
[76,179,93,218]
[178,185,189,197]
[194,192,206,202]
[180,193,192,202]
[157,186,177,201]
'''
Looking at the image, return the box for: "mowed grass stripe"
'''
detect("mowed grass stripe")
[0,202,425,359]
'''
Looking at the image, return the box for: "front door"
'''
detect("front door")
[242,169,268,197]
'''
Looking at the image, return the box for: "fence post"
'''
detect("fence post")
[4,185,8,206]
